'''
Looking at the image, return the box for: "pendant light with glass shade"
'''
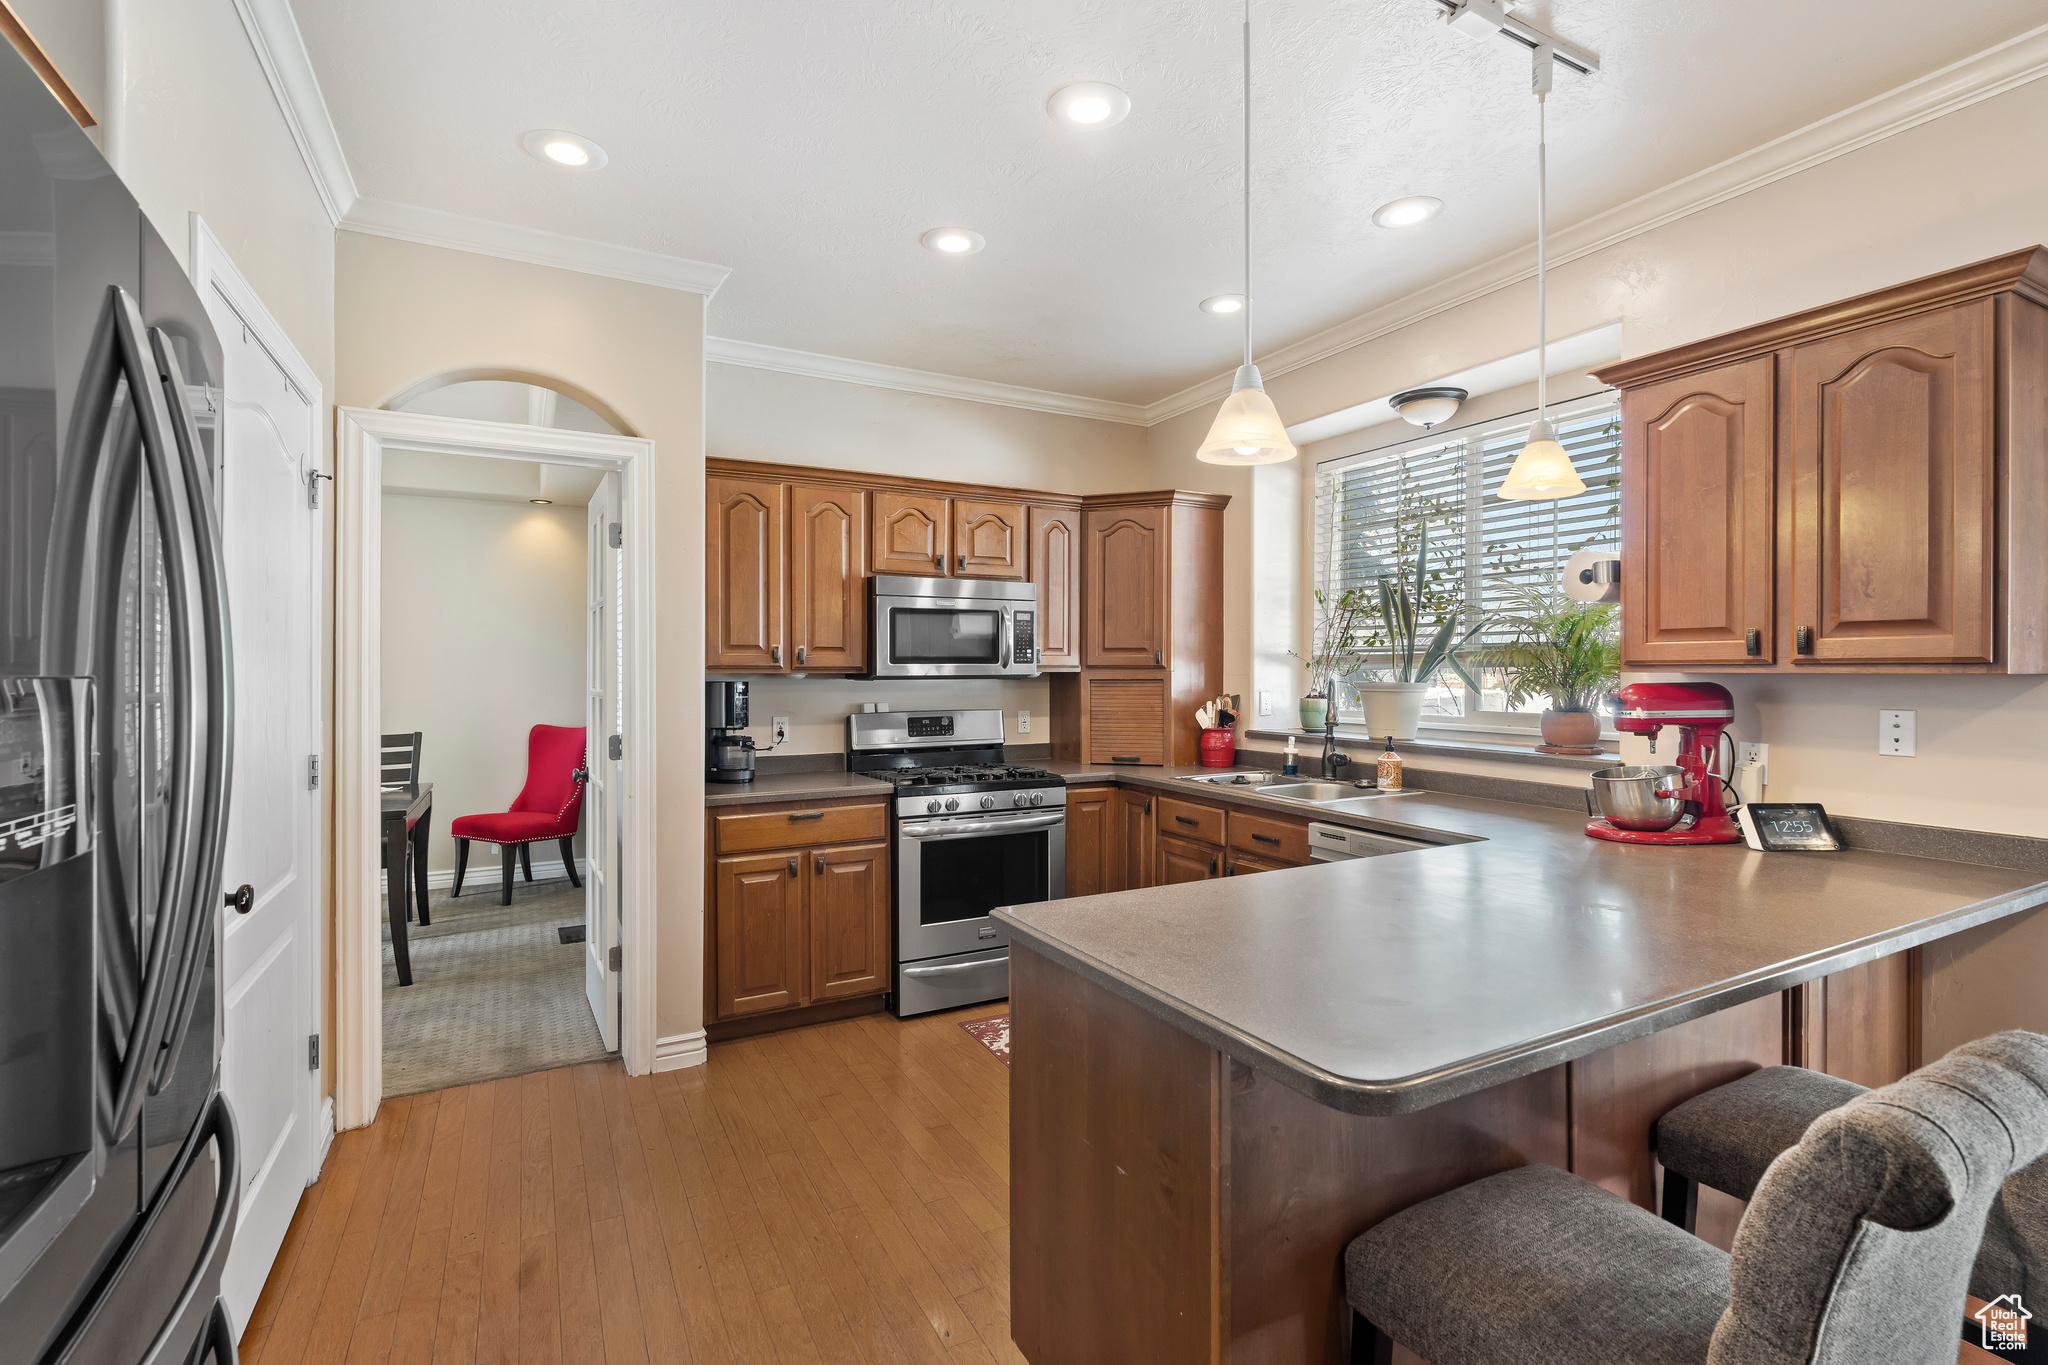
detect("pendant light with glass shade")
[1196,3,1296,466]
[1497,48,1587,502]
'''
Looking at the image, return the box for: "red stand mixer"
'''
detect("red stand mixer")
[1586,681,1742,845]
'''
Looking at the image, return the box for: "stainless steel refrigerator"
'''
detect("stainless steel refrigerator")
[0,33,240,1365]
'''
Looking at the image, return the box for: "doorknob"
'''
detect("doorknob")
[225,884,254,915]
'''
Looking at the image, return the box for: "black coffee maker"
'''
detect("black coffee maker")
[706,681,756,783]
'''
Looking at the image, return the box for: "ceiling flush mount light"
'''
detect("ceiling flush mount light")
[1048,81,1132,129]
[529,498,553,505]
[1200,293,1245,315]
[1390,386,1468,429]
[1498,47,1588,501]
[920,226,986,256]
[1197,4,1295,467]
[1371,195,1443,228]
[522,129,608,170]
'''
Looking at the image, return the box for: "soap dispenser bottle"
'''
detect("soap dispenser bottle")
[1377,737,1403,792]
[1281,735,1299,778]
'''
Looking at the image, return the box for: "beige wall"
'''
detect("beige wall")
[382,494,587,875]
[5,0,104,132]
[338,230,706,1044]
[705,362,1153,754]
[1159,74,2048,838]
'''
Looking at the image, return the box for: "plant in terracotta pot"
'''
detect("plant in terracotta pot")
[1494,592,1620,754]
[1352,525,1485,741]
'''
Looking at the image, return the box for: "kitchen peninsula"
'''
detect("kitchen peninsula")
[995,784,2048,1365]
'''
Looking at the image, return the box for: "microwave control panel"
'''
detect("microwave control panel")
[1013,611,1034,664]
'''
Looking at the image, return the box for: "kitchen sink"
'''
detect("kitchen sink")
[1178,770,1281,787]
[1316,794,1402,815]
[1253,781,1357,802]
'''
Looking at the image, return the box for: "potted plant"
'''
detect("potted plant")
[1352,525,1485,740]
[1494,592,1620,754]
[1291,586,1376,732]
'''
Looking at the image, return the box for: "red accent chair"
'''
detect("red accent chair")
[450,724,588,905]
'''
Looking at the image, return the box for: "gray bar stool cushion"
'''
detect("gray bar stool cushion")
[1346,1163,1731,1365]
[1711,1031,2048,1364]
[1657,1066,1866,1201]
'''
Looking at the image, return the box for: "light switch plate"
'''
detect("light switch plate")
[1879,709,1915,757]
[1736,742,1768,786]
[1016,709,1030,734]
[1259,691,1273,717]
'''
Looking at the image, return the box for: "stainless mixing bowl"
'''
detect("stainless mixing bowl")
[1589,764,1689,831]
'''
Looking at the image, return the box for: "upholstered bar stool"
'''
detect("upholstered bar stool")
[1344,1032,2048,1365]
[1657,1061,2047,1352]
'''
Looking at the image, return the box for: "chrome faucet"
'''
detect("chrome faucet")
[1322,680,1351,780]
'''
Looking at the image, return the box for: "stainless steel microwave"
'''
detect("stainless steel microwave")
[868,575,1039,679]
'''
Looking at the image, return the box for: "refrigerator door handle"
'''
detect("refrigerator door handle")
[132,1093,240,1365]
[147,328,234,1095]
[42,286,205,1144]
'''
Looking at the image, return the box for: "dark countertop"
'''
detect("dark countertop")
[703,771,894,807]
[993,773,2048,1117]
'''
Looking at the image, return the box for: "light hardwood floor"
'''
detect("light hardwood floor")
[239,1006,1019,1365]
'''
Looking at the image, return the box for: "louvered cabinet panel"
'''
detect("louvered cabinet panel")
[1082,673,1168,766]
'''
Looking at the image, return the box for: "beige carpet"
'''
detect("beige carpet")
[380,877,611,1098]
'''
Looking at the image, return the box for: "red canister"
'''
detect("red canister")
[1198,727,1236,767]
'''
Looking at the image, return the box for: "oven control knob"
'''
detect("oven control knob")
[944,798,959,811]
[1013,792,1028,807]
[926,799,941,813]
[979,795,996,809]
[1030,791,1044,806]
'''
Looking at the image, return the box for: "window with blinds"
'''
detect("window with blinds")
[1312,397,1620,728]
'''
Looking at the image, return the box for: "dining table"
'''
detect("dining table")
[382,781,432,986]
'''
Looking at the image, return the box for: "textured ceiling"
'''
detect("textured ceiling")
[295,0,2048,405]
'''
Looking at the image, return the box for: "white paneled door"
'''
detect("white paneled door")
[195,225,326,1329]
[585,475,622,1051]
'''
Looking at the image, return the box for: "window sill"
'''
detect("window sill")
[1241,727,1620,773]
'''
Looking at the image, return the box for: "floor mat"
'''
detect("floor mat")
[960,1013,1011,1065]
[381,878,610,1097]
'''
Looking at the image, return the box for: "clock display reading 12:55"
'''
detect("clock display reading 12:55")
[1738,803,1843,852]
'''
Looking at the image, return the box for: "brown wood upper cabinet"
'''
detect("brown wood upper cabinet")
[1084,503,1168,667]
[707,475,786,671]
[952,498,1027,579]
[1596,247,2048,672]
[1619,357,1776,667]
[1028,504,1080,669]
[789,483,866,671]
[872,488,950,577]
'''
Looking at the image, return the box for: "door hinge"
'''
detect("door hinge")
[308,754,320,789]
[608,733,622,761]
[608,945,622,972]
[308,1034,320,1070]
[607,522,622,550]
[308,469,332,509]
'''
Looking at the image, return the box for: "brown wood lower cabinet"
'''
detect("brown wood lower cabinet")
[1064,785,1117,898]
[708,800,892,1031]
[1116,787,1154,891]
[1225,849,1292,876]
[1156,832,1220,884]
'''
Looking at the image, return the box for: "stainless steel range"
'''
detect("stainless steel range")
[847,709,1066,1017]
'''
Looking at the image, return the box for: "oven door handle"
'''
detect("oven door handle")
[899,813,1065,839]
[902,958,1007,978]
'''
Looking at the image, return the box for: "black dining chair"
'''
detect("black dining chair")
[380,731,427,924]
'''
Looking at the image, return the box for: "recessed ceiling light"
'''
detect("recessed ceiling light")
[1372,195,1443,228]
[1200,294,1246,315]
[920,227,986,256]
[529,498,554,505]
[522,129,608,170]
[1047,82,1132,129]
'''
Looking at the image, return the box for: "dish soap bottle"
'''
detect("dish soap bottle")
[1281,735,1299,778]
[1377,737,1403,792]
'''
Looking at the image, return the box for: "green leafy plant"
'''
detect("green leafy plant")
[1490,581,1619,713]
[1360,524,1485,690]
[1291,586,1376,695]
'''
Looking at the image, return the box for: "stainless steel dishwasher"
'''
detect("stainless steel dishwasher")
[1307,822,1433,861]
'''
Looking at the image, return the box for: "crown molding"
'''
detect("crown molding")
[228,0,358,224]
[704,335,1149,425]
[1142,19,2048,427]
[341,197,733,297]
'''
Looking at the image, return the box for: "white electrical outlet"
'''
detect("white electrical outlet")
[1259,690,1273,717]
[1016,709,1031,734]
[1736,742,1769,786]
[772,716,790,746]
[1879,709,1915,757]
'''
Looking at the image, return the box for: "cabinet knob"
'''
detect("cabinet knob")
[815,855,825,875]
[1745,628,1760,657]
[796,645,806,666]
[958,553,967,571]
[771,644,781,664]
[1209,856,1218,875]
[1796,626,1814,656]
[1154,649,1162,666]
[787,858,798,877]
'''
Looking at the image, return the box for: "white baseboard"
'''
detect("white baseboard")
[415,856,587,891]
[313,1095,335,1180]
[653,1030,708,1072]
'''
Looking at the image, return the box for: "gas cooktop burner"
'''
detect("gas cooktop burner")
[879,763,1063,793]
